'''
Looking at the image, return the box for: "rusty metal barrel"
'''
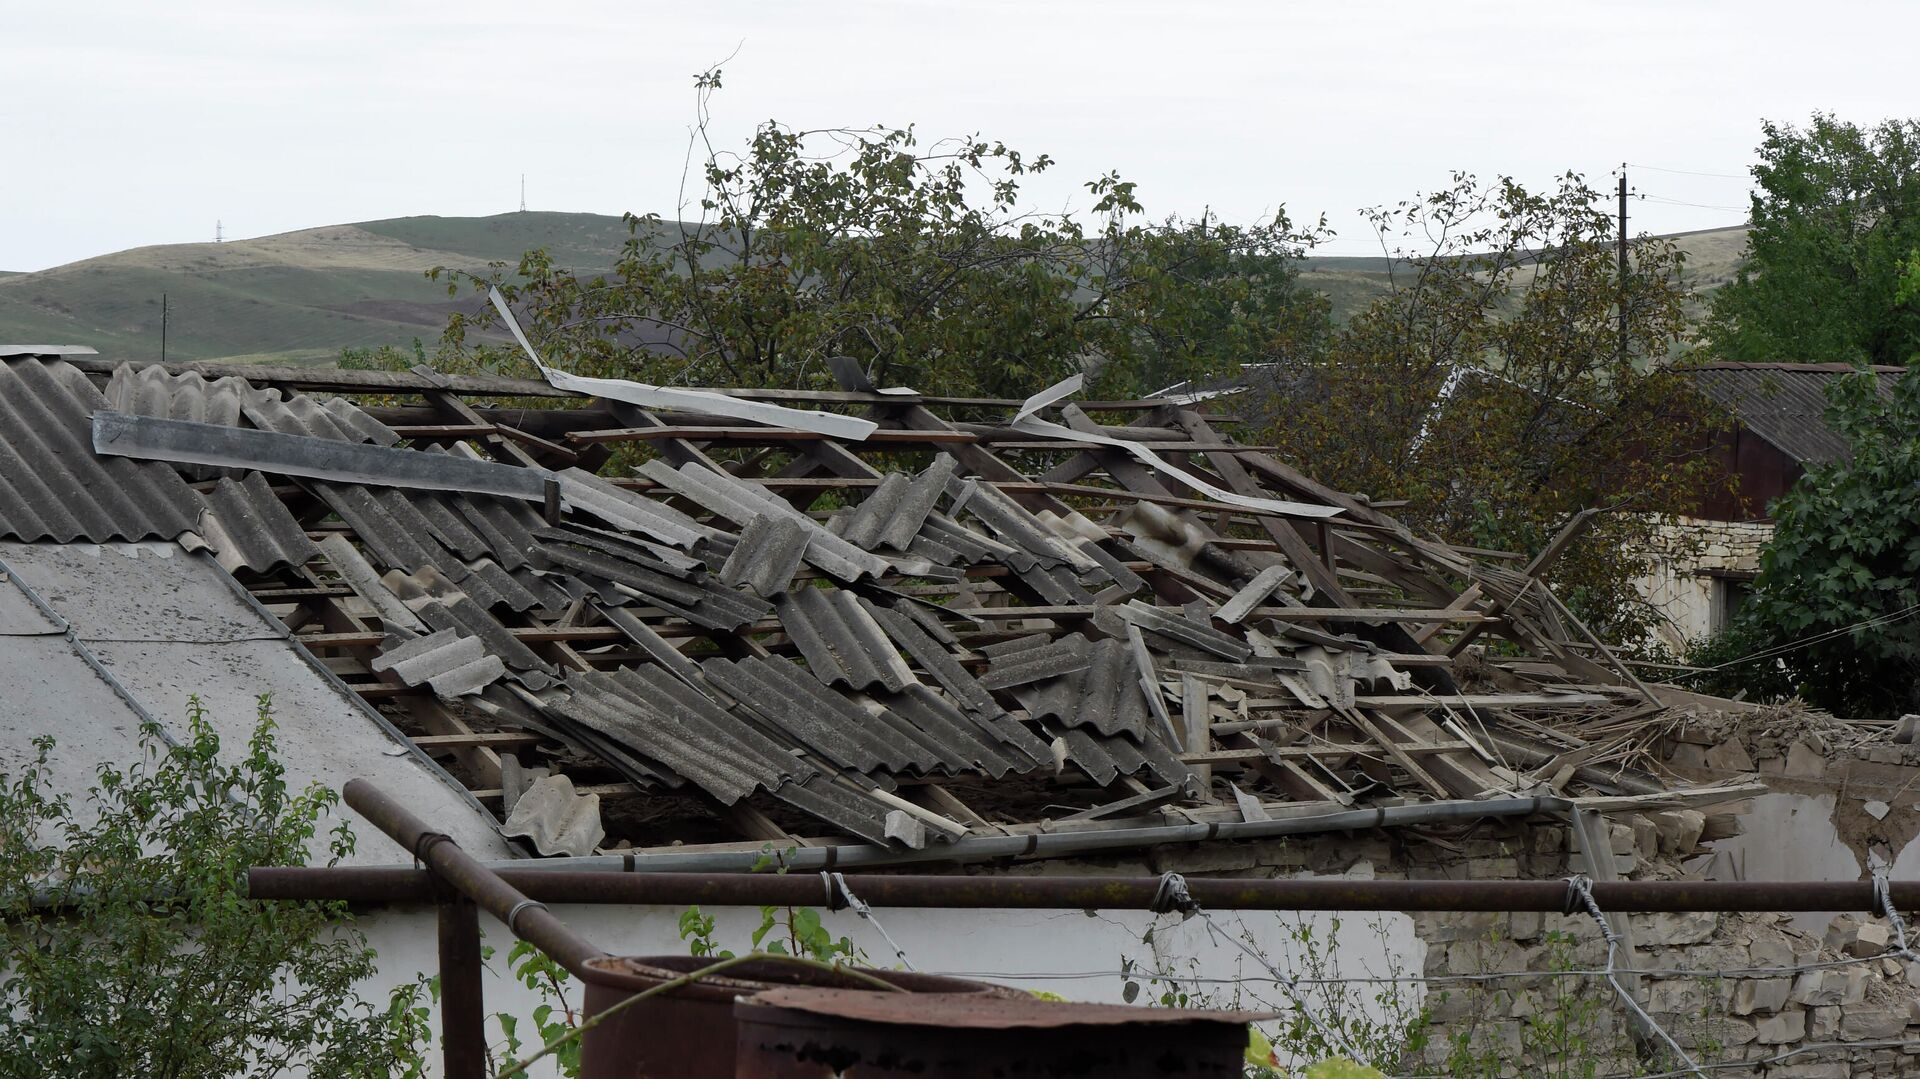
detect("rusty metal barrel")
[731,987,1261,1077]
[578,956,1005,1079]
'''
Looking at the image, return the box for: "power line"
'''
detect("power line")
[1625,162,1752,181]
[1638,193,1750,214]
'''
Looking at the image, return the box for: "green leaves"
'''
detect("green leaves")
[1701,363,1920,716]
[1706,114,1920,366]
[429,83,1327,404]
[1256,171,1719,644]
[0,695,410,1078]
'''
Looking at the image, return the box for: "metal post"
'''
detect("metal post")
[1618,167,1629,364]
[437,894,486,1079]
[344,778,605,976]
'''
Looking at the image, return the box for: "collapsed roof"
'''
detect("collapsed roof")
[0,347,1745,862]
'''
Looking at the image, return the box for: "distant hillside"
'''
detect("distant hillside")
[1298,224,1750,322]
[0,212,1750,365]
[0,212,641,364]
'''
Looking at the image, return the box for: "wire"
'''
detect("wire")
[822,871,916,971]
[1637,194,1752,214]
[1564,875,1706,1077]
[1695,600,1920,672]
[1625,163,1753,181]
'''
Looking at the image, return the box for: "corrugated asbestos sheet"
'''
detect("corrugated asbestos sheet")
[198,472,320,573]
[0,358,199,543]
[1,354,1704,861]
[1688,364,1901,466]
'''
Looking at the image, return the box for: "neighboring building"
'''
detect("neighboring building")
[1636,362,1901,652]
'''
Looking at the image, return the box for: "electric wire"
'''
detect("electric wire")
[1624,163,1753,181]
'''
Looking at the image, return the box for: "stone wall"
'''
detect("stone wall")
[1143,802,1920,1077]
[1635,514,1774,653]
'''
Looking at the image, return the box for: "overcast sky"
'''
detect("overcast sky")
[4,1,1915,272]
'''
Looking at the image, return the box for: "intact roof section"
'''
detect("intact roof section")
[1686,363,1900,466]
[0,541,511,862]
[0,359,200,543]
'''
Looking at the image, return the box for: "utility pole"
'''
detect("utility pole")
[1617,166,1628,365]
[160,293,168,362]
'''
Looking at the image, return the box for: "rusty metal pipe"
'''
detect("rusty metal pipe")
[437,895,486,1079]
[249,863,1920,915]
[342,778,605,976]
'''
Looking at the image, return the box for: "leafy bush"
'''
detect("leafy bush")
[0,696,413,1077]
[1703,363,1920,717]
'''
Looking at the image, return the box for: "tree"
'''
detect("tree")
[1705,113,1920,365]
[0,697,416,1077]
[1701,365,1920,718]
[1253,172,1725,642]
[432,66,1330,401]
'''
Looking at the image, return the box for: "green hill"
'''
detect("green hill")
[0,212,1750,365]
[1298,224,1750,323]
[0,212,638,364]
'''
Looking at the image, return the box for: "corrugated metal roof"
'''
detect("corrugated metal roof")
[198,471,320,574]
[0,359,200,543]
[1687,364,1900,465]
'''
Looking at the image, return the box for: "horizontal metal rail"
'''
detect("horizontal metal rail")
[251,862,1920,915]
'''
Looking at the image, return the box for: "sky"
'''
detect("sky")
[3,0,1917,272]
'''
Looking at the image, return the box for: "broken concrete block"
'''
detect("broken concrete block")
[1864,798,1892,820]
[1784,740,1827,778]
[1753,1009,1807,1043]
[1704,737,1757,772]
[1731,976,1794,1015]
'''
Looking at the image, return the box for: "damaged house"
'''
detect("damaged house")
[7,344,1920,1075]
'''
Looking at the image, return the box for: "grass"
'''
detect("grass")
[0,211,1750,364]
